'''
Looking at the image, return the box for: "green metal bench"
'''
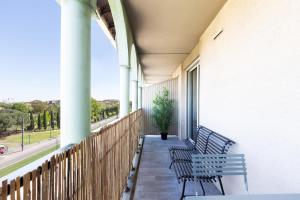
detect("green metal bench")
[186,154,248,199]
[169,126,235,168]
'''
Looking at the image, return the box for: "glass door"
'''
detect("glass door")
[187,64,199,141]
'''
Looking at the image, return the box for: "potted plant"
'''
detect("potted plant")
[152,88,174,140]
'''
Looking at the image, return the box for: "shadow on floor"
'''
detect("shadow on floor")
[133,136,221,200]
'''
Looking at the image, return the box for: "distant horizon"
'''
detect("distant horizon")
[0,1,120,103]
[0,97,120,104]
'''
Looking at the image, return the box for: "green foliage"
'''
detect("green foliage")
[90,99,119,122]
[0,102,12,109]
[91,98,102,122]
[43,110,47,130]
[5,130,60,144]
[56,111,60,129]
[47,103,58,112]
[31,100,48,113]
[50,110,55,129]
[28,112,35,130]
[37,114,42,130]
[0,112,16,131]
[152,88,174,133]
[11,103,31,113]
[0,109,29,131]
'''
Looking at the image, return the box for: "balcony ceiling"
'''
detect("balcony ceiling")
[97,0,116,39]
[124,0,226,83]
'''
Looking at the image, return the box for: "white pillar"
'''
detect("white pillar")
[138,85,142,109]
[131,80,138,111]
[120,65,130,117]
[60,0,91,147]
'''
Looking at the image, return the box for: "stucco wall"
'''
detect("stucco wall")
[176,0,300,195]
[142,78,178,135]
[197,0,300,194]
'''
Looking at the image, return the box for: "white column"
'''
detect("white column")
[131,80,138,111]
[60,0,91,147]
[120,65,130,117]
[138,85,142,109]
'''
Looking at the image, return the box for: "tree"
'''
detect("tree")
[43,110,47,130]
[50,110,55,129]
[0,102,12,109]
[91,98,101,122]
[31,101,48,113]
[28,112,35,130]
[56,111,60,129]
[0,109,29,132]
[11,103,31,113]
[37,114,42,130]
[0,112,16,132]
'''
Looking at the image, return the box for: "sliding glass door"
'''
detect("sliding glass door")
[187,64,199,141]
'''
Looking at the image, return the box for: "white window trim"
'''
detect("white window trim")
[186,58,200,140]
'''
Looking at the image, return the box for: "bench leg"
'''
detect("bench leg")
[180,179,186,200]
[200,180,205,196]
[169,160,174,169]
[218,176,225,195]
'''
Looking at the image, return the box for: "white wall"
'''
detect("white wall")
[194,0,300,194]
[142,78,178,135]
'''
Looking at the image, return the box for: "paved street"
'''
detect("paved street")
[0,138,59,170]
[0,116,117,171]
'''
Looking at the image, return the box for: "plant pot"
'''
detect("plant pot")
[160,132,168,140]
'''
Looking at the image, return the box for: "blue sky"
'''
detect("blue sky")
[0,0,119,102]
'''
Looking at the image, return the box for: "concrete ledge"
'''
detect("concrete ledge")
[121,136,144,200]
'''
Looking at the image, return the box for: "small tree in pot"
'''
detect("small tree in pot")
[152,88,174,140]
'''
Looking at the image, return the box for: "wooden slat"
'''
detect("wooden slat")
[42,162,48,200]
[23,173,30,200]
[50,156,55,200]
[36,167,41,200]
[32,169,37,200]
[1,180,7,200]
[10,180,16,200]
[63,151,66,200]
[54,155,58,200]
[58,154,62,200]
[0,110,142,200]
[16,177,21,200]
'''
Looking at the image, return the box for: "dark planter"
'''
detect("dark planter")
[160,132,168,140]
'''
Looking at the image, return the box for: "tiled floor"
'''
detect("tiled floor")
[133,136,221,200]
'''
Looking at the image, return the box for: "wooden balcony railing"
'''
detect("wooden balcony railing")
[1,109,142,200]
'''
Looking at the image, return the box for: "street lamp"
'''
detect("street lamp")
[21,117,24,151]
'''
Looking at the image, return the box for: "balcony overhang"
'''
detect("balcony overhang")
[124,0,227,84]
[96,0,115,37]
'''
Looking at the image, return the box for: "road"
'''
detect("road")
[0,138,59,170]
[90,116,117,131]
[0,116,118,170]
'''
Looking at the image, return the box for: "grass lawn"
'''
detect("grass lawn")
[0,145,59,177]
[0,130,60,145]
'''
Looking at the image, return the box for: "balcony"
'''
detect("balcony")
[2,109,299,200]
[1,0,300,199]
